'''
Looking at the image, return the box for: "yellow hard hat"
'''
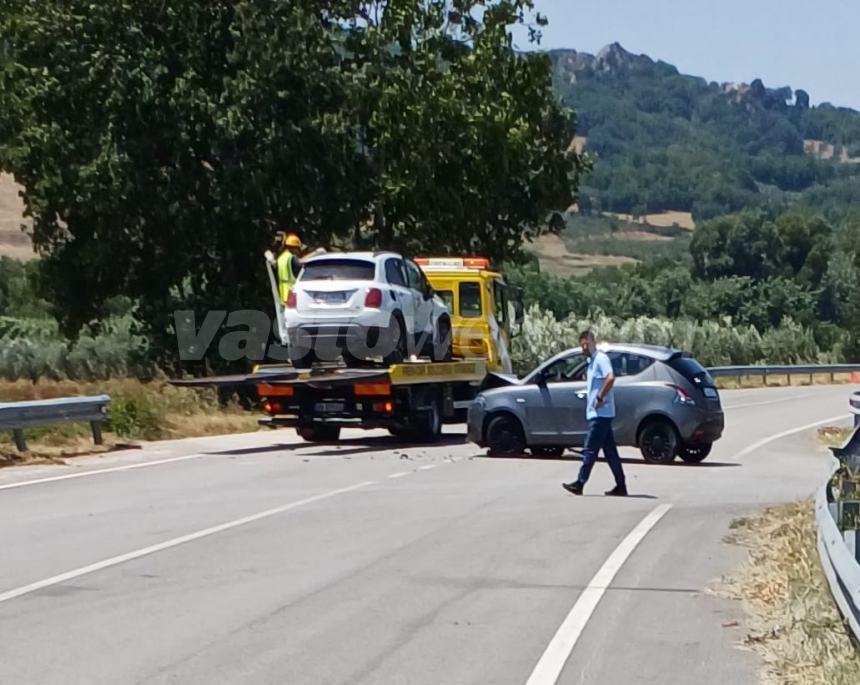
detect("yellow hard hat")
[284,233,302,248]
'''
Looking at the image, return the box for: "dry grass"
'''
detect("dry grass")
[719,501,860,684]
[605,210,696,231]
[525,233,639,277]
[0,172,35,261]
[0,377,260,467]
[715,372,858,390]
[818,427,854,449]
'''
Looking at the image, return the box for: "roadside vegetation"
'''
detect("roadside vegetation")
[0,378,257,467]
[509,211,860,370]
[720,502,860,685]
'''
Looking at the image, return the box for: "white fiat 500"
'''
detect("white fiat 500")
[283,252,452,367]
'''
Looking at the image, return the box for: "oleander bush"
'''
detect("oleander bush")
[511,305,832,374]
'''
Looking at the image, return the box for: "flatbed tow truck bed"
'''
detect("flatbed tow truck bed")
[172,359,489,443]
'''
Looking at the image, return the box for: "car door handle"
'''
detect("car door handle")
[575,392,587,399]
[515,397,526,404]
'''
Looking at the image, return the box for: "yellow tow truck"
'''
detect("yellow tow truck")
[173,255,523,443]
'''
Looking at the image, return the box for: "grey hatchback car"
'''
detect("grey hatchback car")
[467,343,724,463]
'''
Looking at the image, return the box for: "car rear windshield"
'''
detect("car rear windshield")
[300,259,375,281]
[668,357,715,387]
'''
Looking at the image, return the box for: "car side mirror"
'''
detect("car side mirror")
[423,284,434,300]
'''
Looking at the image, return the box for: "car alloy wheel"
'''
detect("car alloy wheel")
[384,314,407,365]
[639,420,678,463]
[486,415,526,457]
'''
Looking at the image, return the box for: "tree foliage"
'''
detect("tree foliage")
[0,1,584,334]
[509,212,860,362]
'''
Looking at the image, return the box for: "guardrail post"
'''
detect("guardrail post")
[90,421,103,446]
[763,369,767,387]
[12,428,27,452]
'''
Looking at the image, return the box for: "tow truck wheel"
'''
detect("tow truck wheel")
[297,425,341,443]
[410,393,442,443]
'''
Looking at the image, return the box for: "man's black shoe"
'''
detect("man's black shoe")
[562,482,583,496]
[604,485,628,497]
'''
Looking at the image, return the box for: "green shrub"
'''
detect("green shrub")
[106,393,165,441]
[511,306,828,374]
[0,312,154,381]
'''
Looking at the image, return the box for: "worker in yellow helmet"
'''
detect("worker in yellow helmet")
[264,232,303,304]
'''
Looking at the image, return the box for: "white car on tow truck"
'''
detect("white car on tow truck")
[283,252,452,367]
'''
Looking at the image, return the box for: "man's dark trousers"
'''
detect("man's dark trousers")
[577,417,626,487]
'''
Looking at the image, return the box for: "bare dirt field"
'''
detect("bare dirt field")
[0,173,34,260]
[606,210,696,231]
[525,233,638,277]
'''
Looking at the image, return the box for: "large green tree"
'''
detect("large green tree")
[0,0,584,336]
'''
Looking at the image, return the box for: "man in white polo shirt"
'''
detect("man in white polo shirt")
[562,330,628,497]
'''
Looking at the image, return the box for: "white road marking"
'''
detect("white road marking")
[417,464,437,471]
[730,413,849,462]
[724,392,817,410]
[387,472,410,479]
[524,504,672,685]
[0,481,376,605]
[0,454,205,492]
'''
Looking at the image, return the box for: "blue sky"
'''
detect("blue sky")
[512,0,860,110]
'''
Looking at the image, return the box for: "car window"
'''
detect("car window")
[667,356,715,387]
[541,354,587,384]
[607,352,654,377]
[459,282,482,318]
[436,290,454,312]
[405,260,424,291]
[385,258,407,286]
[300,259,375,281]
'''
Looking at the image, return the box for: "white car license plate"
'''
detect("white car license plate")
[315,402,345,413]
[315,292,347,304]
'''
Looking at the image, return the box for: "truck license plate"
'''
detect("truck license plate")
[315,402,345,413]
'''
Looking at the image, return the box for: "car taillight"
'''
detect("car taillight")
[668,384,696,406]
[365,288,382,308]
[286,291,297,309]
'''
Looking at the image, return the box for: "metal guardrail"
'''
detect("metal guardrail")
[708,363,860,384]
[817,424,860,643]
[0,395,111,452]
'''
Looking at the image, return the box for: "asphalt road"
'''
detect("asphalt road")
[0,384,853,685]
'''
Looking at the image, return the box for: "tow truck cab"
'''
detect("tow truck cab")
[415,257,524,374]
